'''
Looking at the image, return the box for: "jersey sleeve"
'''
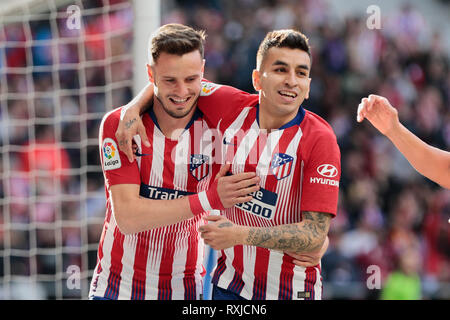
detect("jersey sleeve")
[300,129,341,217]
[99,109,141,188]
[197,80,258,127]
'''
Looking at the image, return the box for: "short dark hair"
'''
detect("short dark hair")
[149,23,206,64]
[256,29,311,70]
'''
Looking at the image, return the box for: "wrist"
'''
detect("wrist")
[188,186,225,216]
[385,119,404,142]
[236,226,249,246]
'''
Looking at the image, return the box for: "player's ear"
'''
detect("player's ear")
[147,64,155,83]
[305,77,311,100]
[252,69,261,91]
[201,59,205,79]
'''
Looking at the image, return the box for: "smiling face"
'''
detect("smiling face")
[148,50,204,119]
[253,46,311,124]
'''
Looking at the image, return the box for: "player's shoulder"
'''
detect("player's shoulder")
[302,109,337,139]
[300,109,340,155]
[100,107,122,131]
[200,79,255,101]
[200,80,223,96]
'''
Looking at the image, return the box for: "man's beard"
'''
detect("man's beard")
[156,95,199,119]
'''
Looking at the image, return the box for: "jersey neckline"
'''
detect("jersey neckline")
[255,104,306,130]
[147,104,204,140]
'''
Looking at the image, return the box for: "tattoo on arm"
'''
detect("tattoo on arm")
[245,211,331,252]
[218,222,233,228]
[125,118,137,129]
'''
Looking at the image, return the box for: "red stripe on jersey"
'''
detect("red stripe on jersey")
[162,139,177,190]
[157,233,175,300]
[278,254,294,300]
[183,216,201,299]
[212,252,227,284]
[252,247,270,300]
[227,245,245,294]
[104,226,125,299]
[304,266,317,300]
[95,199,112,275]
[131,232,150,300]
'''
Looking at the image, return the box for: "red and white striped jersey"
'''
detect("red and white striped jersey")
[89,106,221,300]
[198,85,341,300]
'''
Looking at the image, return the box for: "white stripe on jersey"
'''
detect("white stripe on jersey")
[215,249,235,291]
[118,236,137,299]
[240,246,257,299]
[149,126,165,188]
[265,250,284,299]
[88,207,119,298]
[273,128,303,225]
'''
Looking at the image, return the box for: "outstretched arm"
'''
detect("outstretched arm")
[199,211,332,254]
[357,94,450,189]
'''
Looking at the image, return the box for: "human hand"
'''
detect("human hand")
[285,236,329,267]
[116,105,150,163]
[199,215,245,250]
[356,94,400,138]
[188,163,260,215]
[214,163,260,208]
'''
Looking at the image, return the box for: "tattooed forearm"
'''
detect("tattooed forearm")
[245,211,331,253]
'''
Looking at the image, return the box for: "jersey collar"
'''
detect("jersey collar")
[255,104,306,130]
[148,105,203,132]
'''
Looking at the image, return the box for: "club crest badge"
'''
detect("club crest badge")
[271,153,294,180]
[190,154,210,181]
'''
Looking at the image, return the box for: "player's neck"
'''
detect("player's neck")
[258,103,298,132]
[152,98,198,140]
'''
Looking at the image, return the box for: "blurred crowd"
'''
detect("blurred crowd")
[0,0,448,299]
[0,0,134,298]
[162,0,450,299]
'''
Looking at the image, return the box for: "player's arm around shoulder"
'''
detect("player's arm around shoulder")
[197,80,259,123]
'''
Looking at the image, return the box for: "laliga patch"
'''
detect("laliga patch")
[102,138,121,171]
[200,81,221,96]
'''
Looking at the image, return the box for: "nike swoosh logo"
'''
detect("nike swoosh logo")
[223,137,236,146]
[135,150,151,157]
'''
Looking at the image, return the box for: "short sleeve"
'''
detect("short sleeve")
[99,109,141,188]
[300,131,341,216]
